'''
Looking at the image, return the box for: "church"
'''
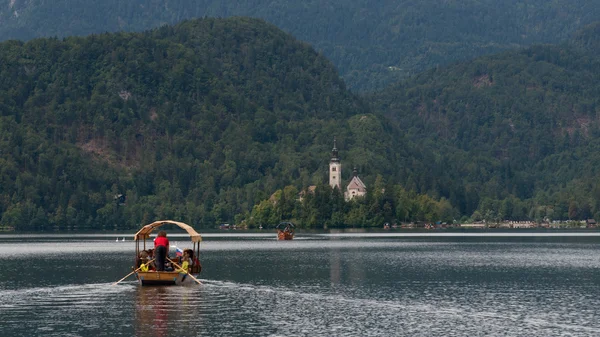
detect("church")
[329,139,367,200]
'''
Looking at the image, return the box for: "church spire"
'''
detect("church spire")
[331,137,339,163]
[329,137,341,189]
[353,166,358,177]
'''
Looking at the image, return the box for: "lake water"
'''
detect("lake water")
[1,232,600,336]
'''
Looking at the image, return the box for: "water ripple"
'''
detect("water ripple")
[0,236,599,336]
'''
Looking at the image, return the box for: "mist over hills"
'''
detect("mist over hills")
[1,0,599,91]
[571,21,600,55]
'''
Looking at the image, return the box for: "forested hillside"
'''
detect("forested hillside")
[372,23,600,222]
[0,17,451,230]
[1,0,599,90]
[4,16,600,231]
[572,21,600,54]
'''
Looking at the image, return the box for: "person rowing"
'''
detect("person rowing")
[154,230,169,271]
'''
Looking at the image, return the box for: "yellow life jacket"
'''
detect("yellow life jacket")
[177,260,190,273]
[140,263,149,272]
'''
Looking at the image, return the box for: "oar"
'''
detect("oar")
[167,258,202,285]
[113,258,155,286]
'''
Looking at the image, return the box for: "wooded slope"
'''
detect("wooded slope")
[2,0,599,90]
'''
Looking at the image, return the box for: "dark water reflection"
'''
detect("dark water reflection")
[1,233,600,336]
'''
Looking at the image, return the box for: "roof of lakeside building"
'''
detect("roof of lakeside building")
[347,176,366,192]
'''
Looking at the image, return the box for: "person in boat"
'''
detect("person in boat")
[138,250,151,272]
[137,250,149,270]
[138,250,157,272]
[182,248,201,273]
[154,230,169,271]
[184,249,192,268]
[146,249,156,270]
[178,250,193,273]
[190,249,202,273]
[177,249,193,281]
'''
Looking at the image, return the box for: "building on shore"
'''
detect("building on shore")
[345,167,366,200]
[328,138,366,201]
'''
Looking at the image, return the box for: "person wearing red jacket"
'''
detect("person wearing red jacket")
[154,230,169,271]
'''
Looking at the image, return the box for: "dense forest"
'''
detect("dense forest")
[371,22,600,223]
[1,0,599,90]
[3,17,600,231]
[0,17,455,231]
[244,22,600,229]
[242,182,459,229]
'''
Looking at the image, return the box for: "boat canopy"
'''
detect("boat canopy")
[276,221,296,230]
[134,220,202,242]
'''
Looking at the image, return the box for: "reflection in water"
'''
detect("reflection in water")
[135,286,202,337]
[329,235,368,287]
[135,288,165,337]
[329,238,341,285]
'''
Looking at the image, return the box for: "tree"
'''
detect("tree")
[568,201,579,220]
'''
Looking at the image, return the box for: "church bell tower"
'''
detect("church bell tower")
[329,138,342,190]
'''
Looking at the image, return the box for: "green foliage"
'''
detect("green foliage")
[243,184,460,228]
[1,1,599,90]
[4,16,600,231]
[372,28,600,221]
[0,17,443,230]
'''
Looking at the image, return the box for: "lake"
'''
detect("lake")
[1,232,600,336]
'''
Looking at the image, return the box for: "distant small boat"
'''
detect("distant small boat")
[122,238,125,242]
[116,238,119,242]
[276,221,295,240]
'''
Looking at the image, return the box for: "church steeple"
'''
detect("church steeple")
[329,137,341,189]
[331,137,339,163]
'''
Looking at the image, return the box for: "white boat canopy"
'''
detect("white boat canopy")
[133,220,202,242]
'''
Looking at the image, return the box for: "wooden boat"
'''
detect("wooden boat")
[132,220,202,286]
[276,221,295,240]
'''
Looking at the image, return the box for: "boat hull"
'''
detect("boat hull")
[135,271,198,286]
[277,230,294,240]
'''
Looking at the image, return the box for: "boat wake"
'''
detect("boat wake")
[1,278,598,337]
[189,279,600,336]
[0,282,134,308]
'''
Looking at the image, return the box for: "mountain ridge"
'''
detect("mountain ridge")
[2,0,600,90]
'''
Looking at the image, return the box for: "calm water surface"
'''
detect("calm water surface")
[1,233,600,336]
